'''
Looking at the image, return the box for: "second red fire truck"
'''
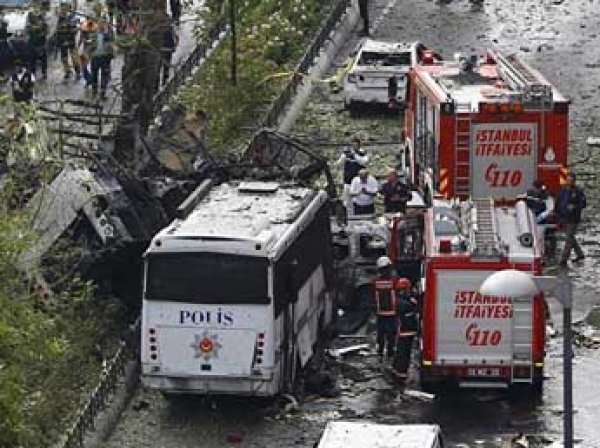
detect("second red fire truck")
[402,49,569,202]
[419,197,546,392]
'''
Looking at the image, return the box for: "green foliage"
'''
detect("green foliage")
[182,0,334,154]
[0,104,127,446]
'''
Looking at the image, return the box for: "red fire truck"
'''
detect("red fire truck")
[402,50,570,201]
[420,197,546,392]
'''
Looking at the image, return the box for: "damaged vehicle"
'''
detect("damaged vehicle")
[343,39,431,110]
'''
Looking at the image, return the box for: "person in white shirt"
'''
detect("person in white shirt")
[338,137,369,212]
[350,168,378,215]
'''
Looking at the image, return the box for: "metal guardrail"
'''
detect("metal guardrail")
[60,319,140,448]
[151,17,229,119]
[259,0,352,128]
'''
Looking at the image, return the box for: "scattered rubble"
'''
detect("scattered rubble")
[326,344,370,358]
[402,389,435,402]
[586,136,600,146]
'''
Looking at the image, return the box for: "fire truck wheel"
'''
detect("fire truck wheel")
[509,379,543,400]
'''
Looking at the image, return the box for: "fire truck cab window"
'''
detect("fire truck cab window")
[358,51,411,66]
[145,253,269,304]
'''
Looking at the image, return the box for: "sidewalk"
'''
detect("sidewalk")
[17,0,203,135]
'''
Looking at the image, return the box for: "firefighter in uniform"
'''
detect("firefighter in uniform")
[391,277,419,382]
[373,256,398,358]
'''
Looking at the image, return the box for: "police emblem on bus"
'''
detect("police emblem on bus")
[191,331,222,360]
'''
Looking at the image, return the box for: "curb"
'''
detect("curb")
[278,2,360,133]
[81,360,140,448]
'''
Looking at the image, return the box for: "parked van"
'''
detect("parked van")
[316,422,444,448]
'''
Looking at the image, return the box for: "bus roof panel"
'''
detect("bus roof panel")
[150,182,320,255]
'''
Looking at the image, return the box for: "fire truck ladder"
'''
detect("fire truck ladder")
[495,51,553,104]
[471,198,500,256]
[511,295,534,383]
[454,109,472,197]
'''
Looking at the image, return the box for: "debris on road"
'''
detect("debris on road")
[586,136,600,146]
[326,344,370,358]
[304,370,340,398]
[510,432,529,448]
[226,430,244,444]
[403,389,435,401]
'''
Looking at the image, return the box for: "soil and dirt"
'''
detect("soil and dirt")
[105,0,600,447]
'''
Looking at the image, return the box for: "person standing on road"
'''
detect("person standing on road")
[77,17,98,86]
[526,180,549,219]
[169,0,181,25]
[358,0,369,36]
[350,168,378,215]
[373,256,399,359]
[338,136,368,210]
[11,60,35,103]
[56,8,80,80]
[556,172,586,266]
[26,8,48,80]
[380,168,411,213]
[89,18,114,99]
[157,16,178,89]
[339,137,368,185]
[391,278,418,383]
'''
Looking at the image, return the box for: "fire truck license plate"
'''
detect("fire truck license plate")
[467,368,501,377]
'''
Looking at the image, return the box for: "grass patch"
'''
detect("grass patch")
[179,0,339,155]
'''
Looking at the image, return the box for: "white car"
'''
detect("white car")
[316,421,445,448]
[343,39,429,110]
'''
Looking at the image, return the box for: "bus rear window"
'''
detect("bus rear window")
[145,253,269,304]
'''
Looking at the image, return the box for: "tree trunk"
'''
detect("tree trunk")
[115,0,168,165]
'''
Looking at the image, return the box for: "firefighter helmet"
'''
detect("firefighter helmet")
[376,256,392,269]
[396,278,411,289]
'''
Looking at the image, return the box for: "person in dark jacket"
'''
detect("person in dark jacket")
[170,0,181,25]
[526,180,548,217]
[380,168,411,213]
[358,0,369,36]
[157,17,178,89]
[391,278,418,382]
[11,60,35,103]
[88,19,114,99]
[56,9,80,79]
[372,256,399,358]
[338,136,368,211]
[556,173,586,266]
[26,9,48,79]
[338,137,368,185]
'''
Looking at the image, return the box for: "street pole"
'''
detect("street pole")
[480,271,575,448]
[230,0,237,86]
[558,273,574,448]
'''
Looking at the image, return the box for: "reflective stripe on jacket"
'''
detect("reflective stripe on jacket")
[397,295,419,335]
[374,279,398,317]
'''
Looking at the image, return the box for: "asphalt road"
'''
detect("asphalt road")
[103,0,600,447]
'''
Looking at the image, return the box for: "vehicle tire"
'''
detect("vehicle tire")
[509,378,543,401]
[531,377,544,398]
[347,101,360,117]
